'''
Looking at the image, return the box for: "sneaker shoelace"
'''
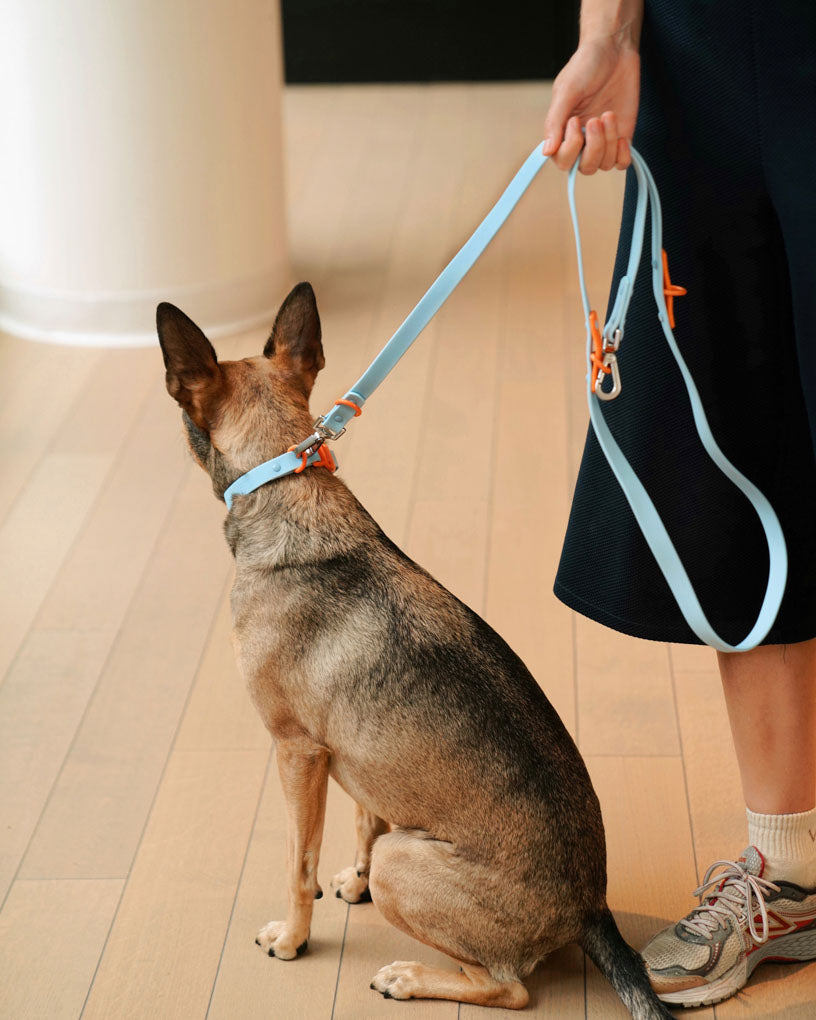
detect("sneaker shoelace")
[680,859,781,945]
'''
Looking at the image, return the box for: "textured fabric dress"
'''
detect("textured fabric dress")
[554,0,816,645]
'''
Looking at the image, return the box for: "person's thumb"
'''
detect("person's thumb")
[542,86,576,155]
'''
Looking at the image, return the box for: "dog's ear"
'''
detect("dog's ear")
[263,282,325,393]
[156,303,223,429]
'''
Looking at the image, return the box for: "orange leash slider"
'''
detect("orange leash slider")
[335,398,362,417]
[662,249,687,329]
[589,310,611,394]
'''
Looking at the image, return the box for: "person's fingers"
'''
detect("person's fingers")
[579,117,604,174]
[550,113,631,173]
[552,115,584,170]
[615,136,632,170]
[599,111,619,171]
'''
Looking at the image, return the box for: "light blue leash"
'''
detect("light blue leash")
[224,142,787,652]
[224,141,553,513]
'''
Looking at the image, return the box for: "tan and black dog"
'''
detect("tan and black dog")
[156,284,672,1018]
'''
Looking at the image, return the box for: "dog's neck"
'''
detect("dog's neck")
[222,467,376,572]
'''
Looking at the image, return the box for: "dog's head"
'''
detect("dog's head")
[156,282,325,500]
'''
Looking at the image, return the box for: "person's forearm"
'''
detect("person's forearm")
[579,0,644,49]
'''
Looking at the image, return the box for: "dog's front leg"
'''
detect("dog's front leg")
[256,739,330,959]
[330,802,389,903]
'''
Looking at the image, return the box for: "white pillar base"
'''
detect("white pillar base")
[0,265,286,348]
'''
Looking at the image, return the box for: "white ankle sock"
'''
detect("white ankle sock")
[746,806,816,888]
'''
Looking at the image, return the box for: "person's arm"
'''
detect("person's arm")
[542,0,643,174]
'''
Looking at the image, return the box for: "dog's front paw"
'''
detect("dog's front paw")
[370,961,423,1000]
[330,865,372,903]
[255,920,308,960]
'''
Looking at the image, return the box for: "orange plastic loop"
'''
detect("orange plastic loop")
[287,445,310,474]
[315,444,337,472]
[287,442,336,474]
[588,310,611,393]
[336,398,362,417]
[662,249,687,330]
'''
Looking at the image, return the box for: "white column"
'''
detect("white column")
[0,0,289,346]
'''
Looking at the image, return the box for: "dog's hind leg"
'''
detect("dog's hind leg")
[256,739,330,960]
[371,961,529,1009]
[367,829,530,1009]
[331,802,389,903]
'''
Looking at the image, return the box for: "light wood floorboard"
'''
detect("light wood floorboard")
[0,878,123,1020]
[0,451,112,682]
[0,82,811,1019]
[82,749,269,1020]
[0,344,100,526]
[19,469,231,880]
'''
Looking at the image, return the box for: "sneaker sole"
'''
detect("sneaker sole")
[655,928,816,1008]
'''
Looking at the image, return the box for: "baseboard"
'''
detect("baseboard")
[0,266,288,348]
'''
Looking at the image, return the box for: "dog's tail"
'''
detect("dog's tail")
[581,909,674,1020]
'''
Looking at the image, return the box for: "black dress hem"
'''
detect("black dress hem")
[552,581,816,649]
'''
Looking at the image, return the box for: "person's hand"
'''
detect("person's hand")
[542,39,640,174]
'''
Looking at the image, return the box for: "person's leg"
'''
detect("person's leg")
[718,637,816,815]
[642,639,816,1007]
[717,637,816,891]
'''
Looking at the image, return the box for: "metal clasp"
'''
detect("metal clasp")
[289,409,351,464]
[292,431,324,456]
[313,415,346,442]
[590,318,623,401]
[595,352,622,401]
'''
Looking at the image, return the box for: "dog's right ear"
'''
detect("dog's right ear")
[263,282,325,395]
[156,303,223,429]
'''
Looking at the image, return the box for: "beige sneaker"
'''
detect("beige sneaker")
[642,847,816,1008]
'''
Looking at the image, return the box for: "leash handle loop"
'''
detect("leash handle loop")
[567,147,787,652]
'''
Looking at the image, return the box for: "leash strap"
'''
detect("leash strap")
[224,144,550,509]
[224,142,787,651]
[314,144,554,437]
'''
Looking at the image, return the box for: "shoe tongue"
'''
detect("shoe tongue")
[736,845,765,877]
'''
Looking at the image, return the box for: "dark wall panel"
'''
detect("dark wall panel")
[282,1,579,83]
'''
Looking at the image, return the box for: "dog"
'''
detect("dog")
[156,283,672,1018]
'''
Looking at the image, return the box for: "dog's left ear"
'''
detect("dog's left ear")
[156,303,223,429]
[263,282,325,394]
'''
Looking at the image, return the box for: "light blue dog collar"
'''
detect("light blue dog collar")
[224,142,787,652]
[224,443,337,510]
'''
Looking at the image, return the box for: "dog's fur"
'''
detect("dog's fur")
[157,284,672,1017]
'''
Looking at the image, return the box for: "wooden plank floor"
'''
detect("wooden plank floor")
[1,83,812,1019]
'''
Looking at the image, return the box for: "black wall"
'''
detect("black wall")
[282,1,579,83]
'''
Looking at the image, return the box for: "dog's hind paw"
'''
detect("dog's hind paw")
[330,865,372,904]
[255,920,308,960]
[370,961,422,1000]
